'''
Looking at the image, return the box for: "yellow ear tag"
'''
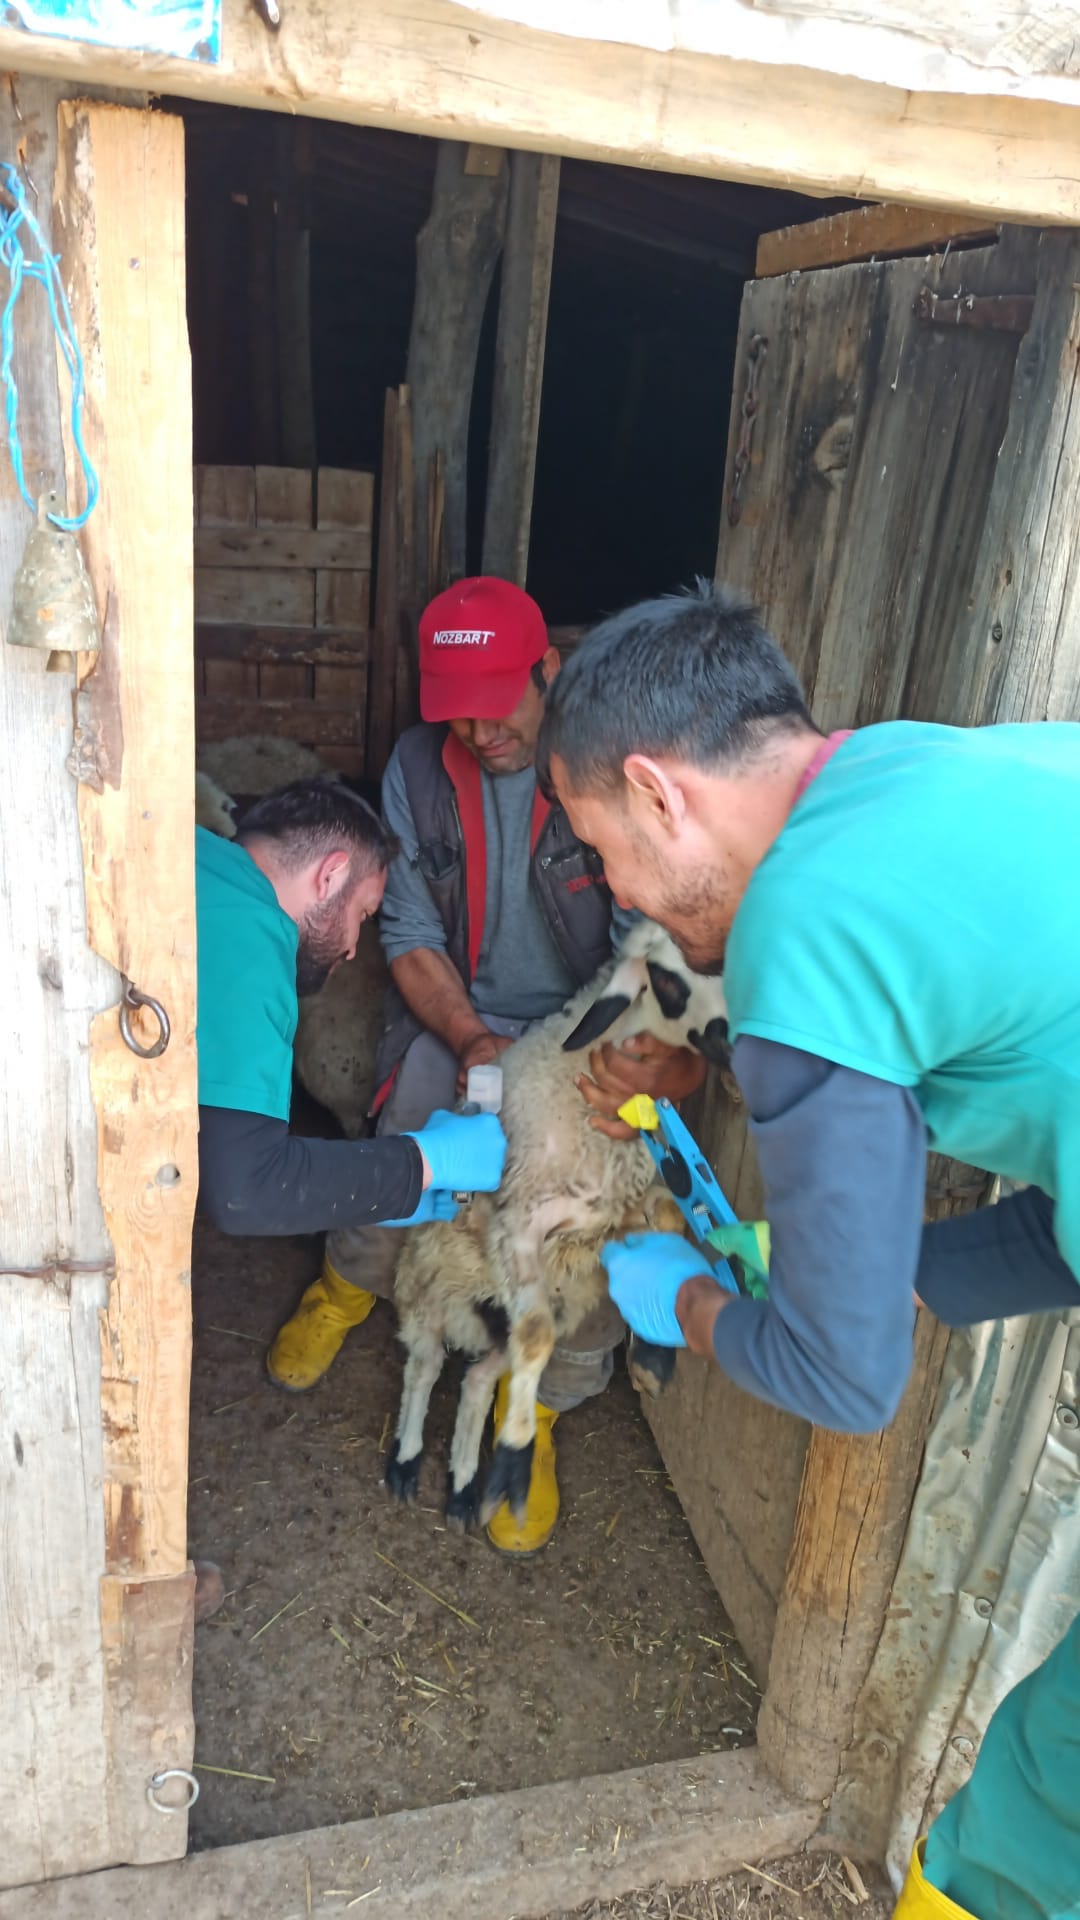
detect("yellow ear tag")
[617,1094,660,1131]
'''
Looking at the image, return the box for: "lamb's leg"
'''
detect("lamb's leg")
[627,1334,678,1399]
[479,1287,556,1526]
[385,1318,445,1504]
[446,1344,504,1530]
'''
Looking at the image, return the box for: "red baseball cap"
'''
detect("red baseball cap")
[418,576,549,723]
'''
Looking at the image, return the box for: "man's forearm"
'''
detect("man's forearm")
[390,948,489,1057]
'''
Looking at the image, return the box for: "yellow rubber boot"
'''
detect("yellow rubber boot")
[894,1842,977,1920]
[266,1255,377,1391]
[486,1376,560,1555]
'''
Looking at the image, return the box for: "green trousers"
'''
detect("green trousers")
[921,1612,1080,1920]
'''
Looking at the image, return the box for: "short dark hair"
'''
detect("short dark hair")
[537,581,815,793]
[236,778,398,879]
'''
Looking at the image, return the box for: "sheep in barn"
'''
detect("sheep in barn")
[193,738,390,1138]
[195,769,238,839]
[197,734,338,805]
[386,917,730,1530]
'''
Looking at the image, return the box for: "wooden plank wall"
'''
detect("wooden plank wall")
[195,463,373,777]
[646,226,1042,1690]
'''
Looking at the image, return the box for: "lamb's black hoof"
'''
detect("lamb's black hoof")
[480,1437,534,1525]
[445,1470,482,1531]
[384,1440,422,1503]
[628,1334,678,1400]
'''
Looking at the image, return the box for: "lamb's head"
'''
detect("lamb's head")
[561,918,730,1065]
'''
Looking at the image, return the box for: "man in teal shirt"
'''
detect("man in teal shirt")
[195,779,506,1248]
[538,584,1079,1920]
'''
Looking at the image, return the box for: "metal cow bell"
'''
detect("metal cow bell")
[6,496,99,673]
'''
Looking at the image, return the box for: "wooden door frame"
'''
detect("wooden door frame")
[0,85,197,1887]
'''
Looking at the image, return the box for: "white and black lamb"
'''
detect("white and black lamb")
[386,918,731,1530]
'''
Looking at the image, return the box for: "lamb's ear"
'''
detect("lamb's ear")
[562,955,648,1052]
[562,994,632,1051]
[645,961,690,1020]
[687,1016,731,1066]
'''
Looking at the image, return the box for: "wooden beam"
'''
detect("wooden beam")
[195,526,372,569]
[54,96,197,1855]
[196,693,365,744]
[756,203,999,278]
[195,621,368,663]
[559,186,751,276]
[482,151,560,585]
[405,140,508,592]
[1,0,1079,224]
[0,1749,817,1920]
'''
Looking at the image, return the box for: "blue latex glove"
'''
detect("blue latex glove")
[601,1232,716,1348]
[405,1108,508,1195]
[382,1188,461,1230]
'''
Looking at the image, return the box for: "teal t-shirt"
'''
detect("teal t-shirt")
[724,721,1080,1275]
[195,826,299,1120]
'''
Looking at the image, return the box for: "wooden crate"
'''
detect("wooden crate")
[195,464,373,778]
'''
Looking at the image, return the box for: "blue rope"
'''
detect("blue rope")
[0,162,99,532]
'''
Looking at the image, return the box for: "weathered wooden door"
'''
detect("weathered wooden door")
[0,88,197,1886]
[646,220,1080,1796]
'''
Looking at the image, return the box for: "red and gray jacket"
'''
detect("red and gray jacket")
[372,723,613,1101]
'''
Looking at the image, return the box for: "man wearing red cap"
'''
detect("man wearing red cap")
[268,577,705,1553]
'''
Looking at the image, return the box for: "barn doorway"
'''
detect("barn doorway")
[173,99,852,1851]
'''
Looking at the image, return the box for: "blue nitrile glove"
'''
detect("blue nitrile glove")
[405,1108,508,1195]
[601,1232,716,1348]
[382,1188,461,1230]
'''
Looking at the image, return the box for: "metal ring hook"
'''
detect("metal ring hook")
[119,977,171,1059]
[146,1767,199,1814]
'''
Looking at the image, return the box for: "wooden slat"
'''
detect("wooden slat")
[195,621,369,664]
[195,564,315,626]
[318,467,375,529]
[756,203,998,278]
[368,387,401,781]
[254,464,312,527]
[943,227,1080,729]
[55,97,196,1863]
[195,524,372,569]
[316,567,371,628]
[258,662,313,701]
[204,656,258,698]
[195,463,254,526]
[314,660,368,731]
[196,694,364,745]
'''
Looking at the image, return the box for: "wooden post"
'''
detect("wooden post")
[757,1313,951,1801]
[482,151,559,585]
[248,118,279,467]
[55,99,198,1860]
[275,121,317,472]
[405,139,508,595]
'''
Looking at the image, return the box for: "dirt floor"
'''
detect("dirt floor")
[550,1851,893,1920]
[187,1202,759,1852]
